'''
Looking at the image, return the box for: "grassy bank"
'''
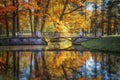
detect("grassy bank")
[81,36,120,53]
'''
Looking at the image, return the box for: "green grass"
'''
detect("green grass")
[81,36,120,53]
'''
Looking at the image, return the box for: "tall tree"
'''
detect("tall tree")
[94,2,98,37]
[101,0,105,36]
[106,0,120,35]
[41,0,50,32]
[12,0,16,37]
[34,4,40,33]
[3,1,9,37]
[16,0,20,32]
[28,0,33,35]
[107,0,112,35]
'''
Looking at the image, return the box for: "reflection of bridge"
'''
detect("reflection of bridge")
[34,32,100,37]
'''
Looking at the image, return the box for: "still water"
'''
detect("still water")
[0,45,120,80]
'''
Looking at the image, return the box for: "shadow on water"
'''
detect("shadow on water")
[0,45,120,80]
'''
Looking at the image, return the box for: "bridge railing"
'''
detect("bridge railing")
[40,32,79,38]
[33,32,100,38]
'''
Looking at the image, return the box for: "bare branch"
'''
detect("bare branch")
[81,0,87,3]
[64,6,83,15]
[59,0,68,20]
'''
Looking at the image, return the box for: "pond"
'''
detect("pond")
[0,45,120,80]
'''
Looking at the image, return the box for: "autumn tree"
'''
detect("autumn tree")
[3,1,9,37]
[28,0,33,34]
[43,0,92,34]
[42,51,91,80]
[101,0,105,36]
[0,0,16,37]
[1,0,119,37]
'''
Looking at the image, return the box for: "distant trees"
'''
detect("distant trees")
[106,0,120,35]
[0,0,119,37]
[89,0,120,36]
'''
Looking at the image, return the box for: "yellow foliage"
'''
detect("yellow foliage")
[87,0,102,5]
[96,76,102,80]
[44,0,90,33]
[33,13,43,17]
[32,77,41,80]
[6,5,16,12]
[79,77,86,80]
[0,5,16,15]
[79,76,102,80]
[24,2,41,10]
[0,57,6,64]
[53,51,91,69]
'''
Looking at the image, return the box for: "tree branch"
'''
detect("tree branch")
[64,0,87,15]
[41,0,50,32]
[59,0,68,20]
[81,0,87,3]
[64,6,83,15]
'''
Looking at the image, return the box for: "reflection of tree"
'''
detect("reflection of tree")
[0,52,6,72]
[30,52,33,75]
[31,51,51,80]
[42,51,91,80]
[34,52,39,75]
[41,51,51,80]
[0,50,120,80]
[13,51,16,75]
[5,51,9,72]
[12,51,20,76]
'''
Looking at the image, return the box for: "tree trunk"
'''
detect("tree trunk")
[94,3,97,37]
[59,0,68,21]
[116,25,119,34]
[41,0,50,32]
[4,1,9,37]
[113,21,116,35]
[34,11,39,33]
[16,0,20,32]
[101,0,105,36]
[94,23,97,37]
[34,1,42,33]
[12,0,16,37]
[29,10,33,35]
[85,2,87,20]
[107,1,112,35]
[5,15,9,37]
[28,0,33,36]
[101,14,104,36]
[107,15,112,35]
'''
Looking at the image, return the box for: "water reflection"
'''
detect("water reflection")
[0,47,120,80]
